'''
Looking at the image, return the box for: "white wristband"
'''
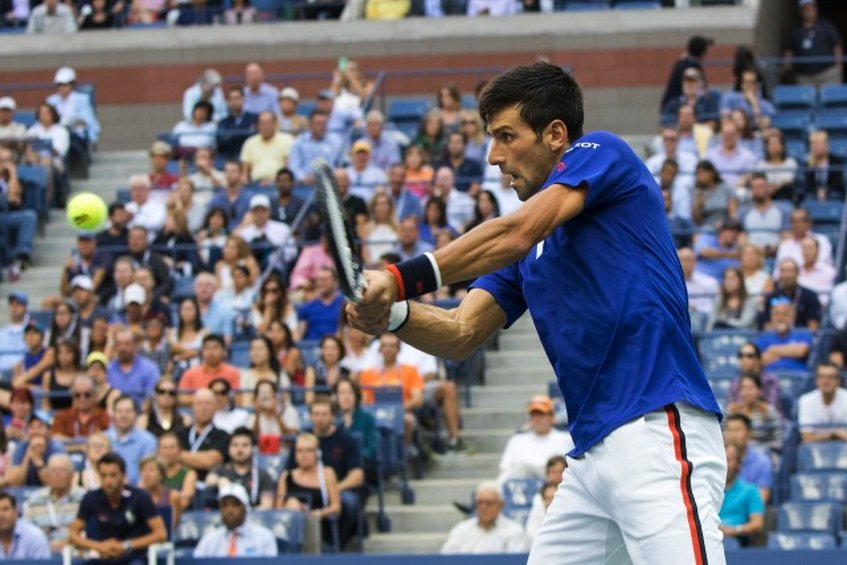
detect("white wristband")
[387,300,410,332]
[423,252,443,290]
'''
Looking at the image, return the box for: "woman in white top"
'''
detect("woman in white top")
[27,102,70,161]
[739,243,773,307]
[171,100,216,151]
[362,192,399,267]
[756,129,797,201]
[215,234,260,292]
[195,207,229,271]
[708,267,758,331]
[247,380,300,455]
[169,297,207,373]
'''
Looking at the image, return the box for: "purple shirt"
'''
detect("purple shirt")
[107,355,161,398]
[739,444,773,489]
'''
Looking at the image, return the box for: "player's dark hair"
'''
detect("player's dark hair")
[724,413,752,430]
[97,452,127,474]
[479,62,584,143]
[0,491,16,509]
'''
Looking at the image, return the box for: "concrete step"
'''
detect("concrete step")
[365,504,458,534]
[364,532,445,554]
[483,367,554,387]
[462,428,514,454]
[427,453,500,480]
[496,332,546,352]
[367,478,479,509]
[470,384,548,408]
[69,177,125,194]
[461,406,526,430]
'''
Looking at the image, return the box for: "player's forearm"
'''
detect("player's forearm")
[396,300,502,361]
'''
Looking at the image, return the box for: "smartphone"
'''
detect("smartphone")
[338,57,348,72]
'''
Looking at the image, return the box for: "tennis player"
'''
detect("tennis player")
[347,62,725,564]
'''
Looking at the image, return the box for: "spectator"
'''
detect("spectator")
[106,395,156,485]
[194,273,235,340]
[726,374,784,453]
[45,340,85,412]
[798,362,847,442]
[798,236,836,306]
[5,416,65,487]
[360,110,401,171]
[361,192,399,267]
[209,162,255,229]
[288,110,343,183]
[172,100,216,151]
[662,182,695,248]
[497,395,572,483]
[288,234,334,298]
[677,247,719,315]
[46,66,100,146]
[303,335,348,406]
[292,397,363,546]
[437,131,483,194]
[12,321,49,389]
[652,158,693,225]
[4,388,34,445]
[692,160,736,228]
[185,146,222,196]
[776,208,833,270]
[23,453,85,554]
[151,206,199,275]
[107,328,161,398]
[26,0,76,33]
[179,335,241,396]
[69,453,167,561]
[126,174,167,233]
[217,86,258,161]
[395,216,433,261]
[209,378,249,433]
[61,236,109,304]
[441,481,528,554]
[138,454,180,524]
[182,69,226,123]
[728,342,781,411]
[761,259,822,330]
[757,129,798,200]
[332,168,369,234]
[215,235,261,294]
[178,388,230,483]
[95,202,130,262]
[721,67,776,130]
[783,0,843,87]
[86,351,119,415]
[647,128,698,198]
[147,140,178,192]
[128,226,174,300]
[249,274,296,337]
[0,491,50,558]
[804,130,845,201]
[157,432,197,511]
[26,102,69,179]
[739,173,786,255]
[206,427,275,509]
[525,456,566,543]
[193,482,277,557]
[719,443,764,547]
[295,267,344,342]
[693,218,742,281]
[52,374,110,442]
[241,63,278,115]
[239,336,289,402]
[0,97,26,150]
[709,267,756,330]
[705,119,757,190]
[660,35,713,111]
[86,317,113,362]
[385,164,421,222]
[79,0,115,29]
[195,207,230,271]
[0,292,28,372]
[0,147,36,273]
[114,282,166,334]
[333,378,377,476]
[414,108,445,165]
[236,194,296,262]
[137,377,189,438]
[266,320,305,384]
[278,88,308,136]
[72,432,109,490]
[432,166,475,233]
[404,145,435,199]
[248,380,299,455]
[223,0,256,24]
[723,413,774,503]
[271,167,307,226]
[215,265,255,327]
[662,67,720,125]
[345,140,387,202]
[166,297,205,374]
[757,299,813,372]
[240,112,295,184]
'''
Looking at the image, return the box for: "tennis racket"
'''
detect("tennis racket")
[312,159,366,303]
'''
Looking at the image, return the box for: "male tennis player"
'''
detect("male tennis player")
[347,62,725,564]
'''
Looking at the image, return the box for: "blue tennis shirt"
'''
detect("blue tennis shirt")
[470,131,721,457]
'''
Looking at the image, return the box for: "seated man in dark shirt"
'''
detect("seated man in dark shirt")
[177,388,230,484]
[69,452,167,562]
[205,427,275,509]
[216,86,258,161]
[436,131,483,194]
[759,258,822,330]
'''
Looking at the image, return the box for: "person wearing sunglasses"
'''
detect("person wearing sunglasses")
[727,342,781,415]
[51,374,110,447]
[138,376,191,438]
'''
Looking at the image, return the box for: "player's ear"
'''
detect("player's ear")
[547,120,568,153]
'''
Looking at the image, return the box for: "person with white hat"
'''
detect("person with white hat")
[236,194,297,265]
[182,69,227,123]
[47,66,101,145]
[193,482,278,557]
[278,87,308,136]
[0,97,26,144]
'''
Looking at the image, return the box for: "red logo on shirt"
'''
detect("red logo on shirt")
[556,162,566,172]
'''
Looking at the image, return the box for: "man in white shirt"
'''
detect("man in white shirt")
[441,481,528,554]
[798,363,847,443]
[497,396,573,484]
[125,174,166,235]
[0,292,28,371]
[26,0,76,34]
[345,140,388,202]
[646,128,698,199]
[704,119,757,189]
[677,247,719,314]
[433,167,475,233]
[798,236,836,306]
[193,483,278,557]
[739,173,786,255]
[0,97,27,147]
[237,194,297,265]
[775,208,833,272]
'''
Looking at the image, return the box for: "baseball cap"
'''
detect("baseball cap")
[149,140,172,156]
[0,97,16,111]
[527,395,554,415]
[218,482,250,507]
[279,87,299,101]
[124,283,146,305]
[86,351,109,368]
[8,291,28,307]
[54,66,77,85]
[317,89,335,100]
[71,275,94,292]
[351,140,371,154]
[249,194,271,210]
[24,320,44,335]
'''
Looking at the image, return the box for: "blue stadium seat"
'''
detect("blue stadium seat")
[697,331,756,374]
[562,0,610,10]
[777,501,841,534]
[362,402,415,504]
[786,139,808,162]
[797,441,847,472]
[228,341,251,368]
[172,276,195,301]
[707,376,733,403]
[814,112,847,138]
[828,137,847,160]
[613,0,660,8]
[16,164,49,217]
[174,510,220,546]
[250,509,305,553]
[256,452,287,482]
[773,85,817,111]
[819,84,847,109]
[803,201,844,226]
[28,309,53,330]
[387,98,431,123]
[295,101,316,118]
[502,505,532,527]
[767,532,837,550]
[6,486,38,515]
[298,340,320,369]
[461,94,477,110]
[790,472,847,503]
[772,112,812,142]
[502,478,543,508]
[115,189,131,204]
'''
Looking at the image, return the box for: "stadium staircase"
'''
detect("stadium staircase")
[365,314,553,554]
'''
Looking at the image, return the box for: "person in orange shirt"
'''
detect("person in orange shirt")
[178,335,240,404]
[358,334,423,443]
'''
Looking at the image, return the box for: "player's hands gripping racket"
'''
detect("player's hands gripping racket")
[312,159,366,303]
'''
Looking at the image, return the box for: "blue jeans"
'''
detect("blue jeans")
[0,208,37,260]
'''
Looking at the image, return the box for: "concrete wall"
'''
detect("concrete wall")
[0,5,760,149]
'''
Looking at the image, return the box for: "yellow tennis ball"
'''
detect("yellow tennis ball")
[66,193,108,231]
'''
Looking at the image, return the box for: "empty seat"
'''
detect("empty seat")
[502,479,544,508]
[786,139,807,161]
[773,85,817,111]
[175,510,220,546]
[387,98,431,123]
[697,331,756,373]
[828,137,847,159]
[772,113,813,141]
[777,501,841,534]
[562,0,610,10]
[797,441,847,472]
[502,505,532,527]
[613,0,660,7]
[250,509,306,553]
[707,376,733,402]
[228,341,251,368]
[790,472,847,503]
[767,532,837,550]
[819,84,847,109]
[803,201,844,226]
[814,112,847,137]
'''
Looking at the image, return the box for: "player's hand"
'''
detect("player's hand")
[346,270,397,334]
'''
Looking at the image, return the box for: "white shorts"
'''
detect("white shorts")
[528,402,727,565]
